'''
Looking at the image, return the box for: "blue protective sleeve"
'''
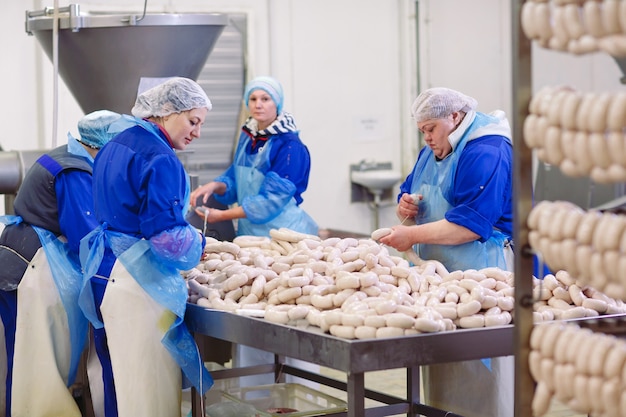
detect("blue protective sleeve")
[444,136,513,241]
[56,170,99,255]
[242,171,296,224]
[148,224,203,271]
[213,165,238,206]
[214,132,311,211]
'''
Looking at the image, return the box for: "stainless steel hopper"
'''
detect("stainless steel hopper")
[0,5,228,212]
[25,4,228,114]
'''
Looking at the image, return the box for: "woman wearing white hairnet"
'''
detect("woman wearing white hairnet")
[380,87,514,417]
[381,87,513,271]
[79,77,213,417]
[0,110,122,417]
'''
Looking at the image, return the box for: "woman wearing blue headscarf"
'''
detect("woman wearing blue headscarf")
[380,87,514,417]
[189,75,318,388]
[189,75,318,237]
[79,77,213,417]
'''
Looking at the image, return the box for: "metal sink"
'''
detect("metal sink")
[351,169,402,195]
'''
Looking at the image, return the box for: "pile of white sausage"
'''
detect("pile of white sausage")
[528,199,626,416]
[530,321,626,417]
[521,0,626,56]
[531,269,626,322]
[523,85,626,183]
[183,227,626,339]
[528,199,626,300]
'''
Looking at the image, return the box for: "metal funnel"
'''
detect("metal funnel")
[26,5,228,114]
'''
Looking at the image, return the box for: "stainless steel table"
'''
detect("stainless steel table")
[185,304,514,417]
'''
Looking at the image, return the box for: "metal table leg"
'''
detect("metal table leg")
[346,372,365,417]
[408,366,419,416]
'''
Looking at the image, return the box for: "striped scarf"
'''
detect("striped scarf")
[243,112,299,137]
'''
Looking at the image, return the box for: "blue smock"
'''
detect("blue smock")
[399,111,513,271]
[214,115,318,236]
[79,116,211,395]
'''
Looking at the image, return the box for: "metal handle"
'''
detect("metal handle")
[25,4,81,34]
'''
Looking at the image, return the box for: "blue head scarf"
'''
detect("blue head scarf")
[244,76,284,115]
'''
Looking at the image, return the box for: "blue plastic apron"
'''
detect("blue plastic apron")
[414,112,514,417]
[409,112,510,272]
[234,139,317,237]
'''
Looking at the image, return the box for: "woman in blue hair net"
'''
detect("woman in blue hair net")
[78,77,213,417]
[0,110,122,417]
[380,87,514,417]
[189,76,318,388]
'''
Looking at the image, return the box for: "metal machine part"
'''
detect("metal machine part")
[25,5,228,114]
[0,6,230,212]
[0,150,47,214]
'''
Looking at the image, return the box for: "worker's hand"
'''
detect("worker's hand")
[397,193,421,223]
[379,225,416,252]
[194,206,225,223]
[189,183,216,207]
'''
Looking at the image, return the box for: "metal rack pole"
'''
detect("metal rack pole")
[511,1,534,416]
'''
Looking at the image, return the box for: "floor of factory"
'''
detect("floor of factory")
[181,364,587,416]
[317,366,585,417]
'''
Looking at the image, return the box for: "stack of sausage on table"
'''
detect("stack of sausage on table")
[184,227,626,339]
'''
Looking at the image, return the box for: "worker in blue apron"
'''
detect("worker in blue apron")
[380,87,514,417]
[189,76,318,389]
[0,110,123,417]
[79,77,213,417]
[189,76,317,237]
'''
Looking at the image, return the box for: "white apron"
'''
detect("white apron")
[11,248,81,417]
[97,261,181,417]
[86,327,106,417]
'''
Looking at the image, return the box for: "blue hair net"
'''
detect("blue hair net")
[132,77,212,118]
[244,76,284,115]
[411,87,478,123]
[77,110,123,149]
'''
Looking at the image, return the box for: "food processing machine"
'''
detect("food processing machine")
[0,4,228,213]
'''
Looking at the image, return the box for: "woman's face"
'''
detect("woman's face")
[163,107,208,150]
[247,90,277,130]
[417,112,461,159]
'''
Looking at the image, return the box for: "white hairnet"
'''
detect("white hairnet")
[131,77,212,118]
[411,87,478,123]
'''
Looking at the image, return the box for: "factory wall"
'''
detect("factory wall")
[2,0,624,235]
